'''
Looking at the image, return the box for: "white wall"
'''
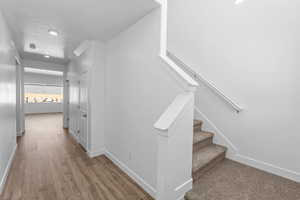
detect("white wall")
[22,59,66,72]
[167,0,300,181]
[24,72,63,86]
[25,103,62,114]
[89,42,105,155]
[67,41,106,155]
[0,10,18,193]
[67,8,184,195]
[105,8,182,193]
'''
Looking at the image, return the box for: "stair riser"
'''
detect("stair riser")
[193,138,213,153]
[192,152,226,181]
[193,125,202,132]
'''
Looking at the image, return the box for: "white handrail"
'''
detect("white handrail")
[167,51,243,113]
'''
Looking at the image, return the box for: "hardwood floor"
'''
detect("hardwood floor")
[1,113,153,200]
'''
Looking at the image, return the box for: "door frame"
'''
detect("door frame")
[15,56,25,137]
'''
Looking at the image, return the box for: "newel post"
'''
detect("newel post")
[154,91,195,200]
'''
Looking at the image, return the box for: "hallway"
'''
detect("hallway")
[1,114,152,200]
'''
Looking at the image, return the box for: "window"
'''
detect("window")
[24,84,63,104]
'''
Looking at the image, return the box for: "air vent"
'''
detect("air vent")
[29,43,36,49]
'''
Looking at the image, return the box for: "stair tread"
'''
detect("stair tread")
[192,144,227,173]
[193,131,214,145]
[185,191,203,200]
[193,120,203,127]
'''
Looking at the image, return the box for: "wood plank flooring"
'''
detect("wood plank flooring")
[1,113,153,200]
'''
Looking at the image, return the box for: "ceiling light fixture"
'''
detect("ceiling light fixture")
[48,29,59,36]
[44,55,50,59]
[235,0,246,4]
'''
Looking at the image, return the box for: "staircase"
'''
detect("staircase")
[185,120,227,199]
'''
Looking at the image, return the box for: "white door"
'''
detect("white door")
[15,58,24,136]
[69,79,80,139]
[79,72,88,150]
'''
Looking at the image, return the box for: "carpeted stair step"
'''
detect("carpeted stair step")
[194,120,203,132]
[192,144,227,181]
[193,131,214,152]
[185,191,203,200]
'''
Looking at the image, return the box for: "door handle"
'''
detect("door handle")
[82,114,87,118]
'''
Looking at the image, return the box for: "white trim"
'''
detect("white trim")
[174,179,193,200]
[159,55,199,88]
[87,148,105,158]
[0,144,17,194]
[69,129,79,142]
[14,56,21,65]
[154,92,194,133]
[105,150,157,198]
[17,131,24,137]
[24,67,64,76]
[232,154,300,183]
[73,40,91,57]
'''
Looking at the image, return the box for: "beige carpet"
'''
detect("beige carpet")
[190,159,300,200]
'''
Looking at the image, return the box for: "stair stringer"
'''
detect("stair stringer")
[194,106,238,159]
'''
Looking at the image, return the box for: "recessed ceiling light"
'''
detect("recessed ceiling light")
[44,55,50,59]
[48,29,59,36]
[235,0,246,4]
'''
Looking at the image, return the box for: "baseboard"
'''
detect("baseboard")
[174,178,193,200]
[69,129,79,142]
[88,148,105,158]
[0,144,17,195]
[104,150,157,198]
[232,154,300,183]
[17,131,23,137]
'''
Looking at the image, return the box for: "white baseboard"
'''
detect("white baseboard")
[88,148,105,158]
[0,144,17,195]
[69,129,79,142]
[104,150,157,198]
[17,131,23,137]
[232,154,300,183]
[174,179,193,200]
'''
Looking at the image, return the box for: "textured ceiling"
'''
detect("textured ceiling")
[0,0,158,64]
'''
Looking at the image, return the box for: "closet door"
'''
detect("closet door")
[69,79,80,139]
[79,72,88,150]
